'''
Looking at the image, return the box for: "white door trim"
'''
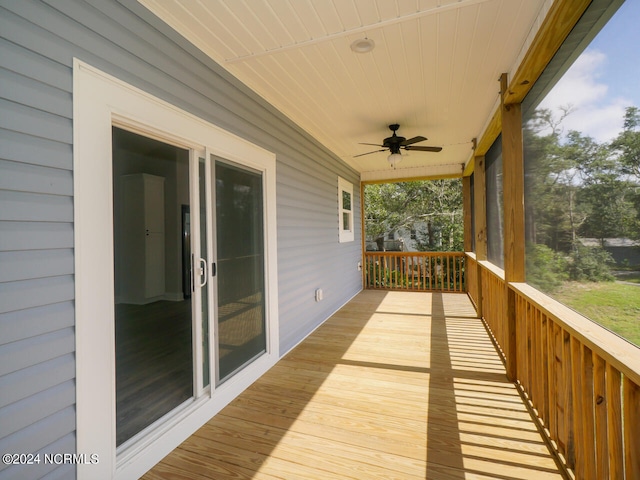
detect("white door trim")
[73,59,279,480]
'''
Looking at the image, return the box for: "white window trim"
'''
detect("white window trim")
[73,59,279,480]
[338,176,354,243]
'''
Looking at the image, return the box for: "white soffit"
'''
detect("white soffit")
[139,0,546,181]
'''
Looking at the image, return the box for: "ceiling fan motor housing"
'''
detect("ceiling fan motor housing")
[384,124,404,153]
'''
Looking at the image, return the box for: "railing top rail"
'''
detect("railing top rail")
[477,260,505,280]
[364,251,465,257]
[510,282,640,386]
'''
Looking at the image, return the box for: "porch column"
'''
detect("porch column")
[473,155,487,319]
[462,175,473,253]
[500,73,526,382]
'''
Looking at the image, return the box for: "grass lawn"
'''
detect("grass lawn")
[554,281,640,347]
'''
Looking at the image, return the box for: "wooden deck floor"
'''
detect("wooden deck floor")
[143,290,565,480]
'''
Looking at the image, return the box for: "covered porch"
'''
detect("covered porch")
[144,290,564,479]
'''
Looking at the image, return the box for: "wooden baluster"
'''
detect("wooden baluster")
[422,255,427,291]
[405,254,409,290]
[623,377,640,479]
[555,324,566,458]
[533,305,541,406]
[547,319,558,446]
[594,354,609,479]
[524,299,533,395]
[606,364,622,480]
[541,314,550,426]
[564,330,575,469]
[571,337,584,478]
[582,345,597,480]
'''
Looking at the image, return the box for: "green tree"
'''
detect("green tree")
[611,106,640,180]
[364,179,463,251]
[413,179,463,251]
[610,106,640,240]
[523,107,640,286]
[524,108,586,252]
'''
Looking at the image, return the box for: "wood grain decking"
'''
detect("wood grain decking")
[143,290,565,479]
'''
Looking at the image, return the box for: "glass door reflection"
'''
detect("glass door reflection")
[214,158,267,384]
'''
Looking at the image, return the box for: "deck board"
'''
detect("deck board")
[144,290,564,479]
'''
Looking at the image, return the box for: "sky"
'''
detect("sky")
[538,0,640,143]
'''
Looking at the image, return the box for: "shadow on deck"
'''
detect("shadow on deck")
[144,290,565,479]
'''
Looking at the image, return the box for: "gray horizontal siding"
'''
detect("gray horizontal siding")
[0,222,74,251]
[0,191,73,222]
[0,99,72,144]
[0,328,75,377]
[0,68,71,118]
[0,380,75,438]
[0,250,74,283]
[0,0,361,478]
[0,130,72,170]
[0,302,74,345]
[0,408,75,480]
[0,160,73,196]
[0,37,71,92]
[0,354,76,409]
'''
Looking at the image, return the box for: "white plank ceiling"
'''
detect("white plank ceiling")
[139,0,547,181]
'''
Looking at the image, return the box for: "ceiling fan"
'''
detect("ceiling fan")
[355,124,442,167]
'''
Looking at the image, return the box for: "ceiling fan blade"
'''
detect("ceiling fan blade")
[353,149,387,158]
[401,136,427,146]
[358,142,385,147]
[404,145,443,152]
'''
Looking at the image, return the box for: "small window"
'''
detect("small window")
[338,177,354,242]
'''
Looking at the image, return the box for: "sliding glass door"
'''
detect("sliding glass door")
[111,129,269,448]
[213,157,267,384]
[112,128,196,447]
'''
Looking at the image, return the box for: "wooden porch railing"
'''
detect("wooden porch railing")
[364,251,465,292]
[468,256,640,479]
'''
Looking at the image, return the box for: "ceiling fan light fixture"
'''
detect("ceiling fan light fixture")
[387,152,402,168]
[350,38,375,53]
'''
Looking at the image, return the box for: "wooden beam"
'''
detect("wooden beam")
[473,155,487,319]
[463,156,475,177]
[475,0,591,158]
[462,176,473,253]
[503,0,592,105]
[473,156,487,262]
[501,73,525,382]
[463,138,477,176]
[501,73,526,282]
[361,180,366,289]
[476,107,502,157]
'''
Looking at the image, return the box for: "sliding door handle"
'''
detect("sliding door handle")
[198,258,208,287]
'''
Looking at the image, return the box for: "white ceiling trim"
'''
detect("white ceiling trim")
[362,162,466,183]
[225,0,497,64]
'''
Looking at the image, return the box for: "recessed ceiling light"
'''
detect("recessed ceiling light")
[350,38,375,53]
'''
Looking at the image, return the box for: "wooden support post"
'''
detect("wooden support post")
[501,73,526,382]
[473,155,487,319]
[361,181,366,289]
[463,176,473,254]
